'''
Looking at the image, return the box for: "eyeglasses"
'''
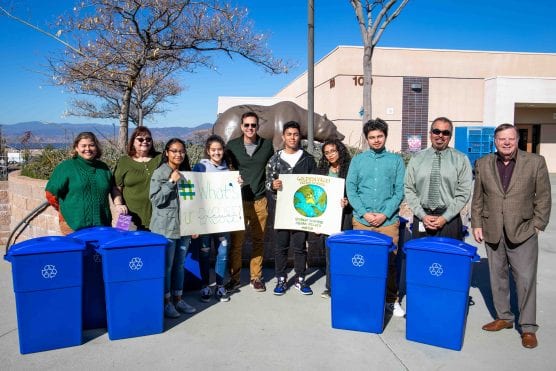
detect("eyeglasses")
[324,149,338,156]
[243,123,257,128]
[168,149,186,155]
[136,137,152,143]
[431,129,451,136]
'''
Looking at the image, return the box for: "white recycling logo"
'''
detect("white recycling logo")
[129,257,143,271]
[93,253,102,263]
[41,264,58,279]
[429,262,444,277]
[352,254,365,267]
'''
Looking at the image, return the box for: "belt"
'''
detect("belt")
[422,207,446,216]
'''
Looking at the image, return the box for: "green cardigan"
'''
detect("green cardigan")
[45,156,113,231]
[114,154,161,229]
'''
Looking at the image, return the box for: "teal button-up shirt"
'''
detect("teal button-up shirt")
[404,147,472,221]
[346,148,405,227]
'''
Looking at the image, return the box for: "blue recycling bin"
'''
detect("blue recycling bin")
[327,230,395,333]
[4,236,86,354]
[403,237,480,350]
[69,227,126,330]
[97,230,168,340]
[183,237,202,291]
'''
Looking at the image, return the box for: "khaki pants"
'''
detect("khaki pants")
[229,197,268,282]
[352,218,400,303]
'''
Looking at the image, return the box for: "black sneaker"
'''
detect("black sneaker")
[200,286,212,302]
[273,277,287,296]
[224,279,241,292]
[294,277,313,295]
[215,285,230,302]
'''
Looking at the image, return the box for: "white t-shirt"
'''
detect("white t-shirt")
[280,149,303,169]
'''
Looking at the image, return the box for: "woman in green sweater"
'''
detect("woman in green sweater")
[114,127,161,230]
[45,132,128,235]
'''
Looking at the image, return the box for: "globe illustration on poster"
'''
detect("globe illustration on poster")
[293,184,327,218]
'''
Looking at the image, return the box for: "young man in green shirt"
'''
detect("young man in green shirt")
[226,111,275,292]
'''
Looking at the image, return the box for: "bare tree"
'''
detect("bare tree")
[3,1,287,149]
[350,0,409,123]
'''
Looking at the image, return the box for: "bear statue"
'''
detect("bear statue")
[213,101,344,149]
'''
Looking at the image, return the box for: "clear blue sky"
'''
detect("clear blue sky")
[1,0,555,128]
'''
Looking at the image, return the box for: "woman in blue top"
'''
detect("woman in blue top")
[192,135,238,303]
[150,138,197,318]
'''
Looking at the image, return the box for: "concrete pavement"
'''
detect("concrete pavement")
[1,177,556,370]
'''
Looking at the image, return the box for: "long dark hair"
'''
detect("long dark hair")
[317,139,351,179]
[160,138,191,171]
[204,134,234,170]
[127,126,158,157]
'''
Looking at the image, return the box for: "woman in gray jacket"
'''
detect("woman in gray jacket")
[150,138,197,318]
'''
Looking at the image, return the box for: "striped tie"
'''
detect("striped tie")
[427,151,441,210]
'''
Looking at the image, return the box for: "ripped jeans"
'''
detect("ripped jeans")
[199,233,230,286]
[165,236,191,298]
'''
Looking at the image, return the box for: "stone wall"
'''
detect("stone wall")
[7,171,60,247]
[0,181,11,247]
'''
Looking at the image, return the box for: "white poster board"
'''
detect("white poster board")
[178,171,244,236]
[274,174,345,234]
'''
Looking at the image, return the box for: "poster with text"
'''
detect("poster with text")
[274,174,345,234]
[178,171,244,236]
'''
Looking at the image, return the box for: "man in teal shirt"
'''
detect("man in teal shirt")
[404,117,472,240]
[346,118,405,317]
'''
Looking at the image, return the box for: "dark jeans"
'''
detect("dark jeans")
[274,229,308,279]
[413,213,463,240]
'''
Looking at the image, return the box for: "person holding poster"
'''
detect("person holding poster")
[226,111,275,293]
[266,121,316,296]
[315,139,352,299]
[346,118,406,317]
[150,138,197,318]
[192,135,235,303]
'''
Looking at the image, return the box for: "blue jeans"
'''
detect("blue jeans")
[165,236,191,298]
[199,233,230,286]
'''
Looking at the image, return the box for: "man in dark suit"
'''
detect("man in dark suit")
[471,123,551,349]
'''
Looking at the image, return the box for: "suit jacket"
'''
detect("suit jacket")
[471,150,551,245]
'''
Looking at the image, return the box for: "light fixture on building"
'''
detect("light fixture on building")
[411,83,422,92]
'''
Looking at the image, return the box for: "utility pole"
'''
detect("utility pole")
[307,0,314,153]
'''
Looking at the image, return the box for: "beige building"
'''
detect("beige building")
[218,46,556,171]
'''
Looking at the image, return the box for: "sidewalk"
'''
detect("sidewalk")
[1,179,556,370]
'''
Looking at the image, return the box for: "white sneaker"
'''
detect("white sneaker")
[175,299,196,314]
[164,302,180,318]
[386,302,405,317]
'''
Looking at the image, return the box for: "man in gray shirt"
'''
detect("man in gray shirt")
[404,117,472,240]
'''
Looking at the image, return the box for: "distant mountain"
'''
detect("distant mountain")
[1,121,213,144]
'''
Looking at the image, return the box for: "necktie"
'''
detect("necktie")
[427,151,441,210]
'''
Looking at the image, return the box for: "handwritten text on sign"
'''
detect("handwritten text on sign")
[178,171,244,236]
[274,174,344,235]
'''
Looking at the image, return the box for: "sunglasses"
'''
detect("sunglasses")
[243,123,257,128]
[136,137,152,143]
[431,129,451,136]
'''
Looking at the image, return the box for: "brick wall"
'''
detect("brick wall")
[401,77,430,152]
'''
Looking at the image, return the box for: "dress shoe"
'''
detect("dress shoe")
[521,332,538,349]
[482,319,513,331]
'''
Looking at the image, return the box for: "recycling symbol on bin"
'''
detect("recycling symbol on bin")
[129,257,143,271]
[41,264,58,279]
[93,252,102,263]
[429,262,444,277]
[351,254,365,267]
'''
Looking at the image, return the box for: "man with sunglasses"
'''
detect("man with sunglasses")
[405,117,472,239]
[226,111,275,292]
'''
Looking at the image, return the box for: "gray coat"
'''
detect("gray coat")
[149,163,181,239]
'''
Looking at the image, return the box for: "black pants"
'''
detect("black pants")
[274,229,308,279]
[413,213,463,240]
